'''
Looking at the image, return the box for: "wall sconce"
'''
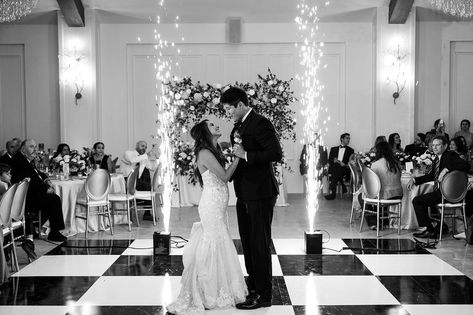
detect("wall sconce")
[60,47,86,105]
[386,44,408,104]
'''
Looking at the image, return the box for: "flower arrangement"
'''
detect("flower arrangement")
[163,68,297,184]
[358,152,376,167]
[173,142,197,185]
[49,149,89,175]
[413,151,435,168]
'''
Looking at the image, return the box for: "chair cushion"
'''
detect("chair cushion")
[11,220,23,230]
[436,202,464,208]
[2,226,11,236]
[135,191,152,200]
[364,197,402,204]
[77,198,109,207]
[108,194,134,201]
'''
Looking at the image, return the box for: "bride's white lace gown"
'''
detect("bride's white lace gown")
[167,170,247,314]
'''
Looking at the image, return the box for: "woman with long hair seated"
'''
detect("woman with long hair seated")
[449,137,468,161]
[89,142,114,173]
[388,133,404,154]
[359,141,403,230]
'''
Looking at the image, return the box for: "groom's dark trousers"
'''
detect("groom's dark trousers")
[230,110,282,301]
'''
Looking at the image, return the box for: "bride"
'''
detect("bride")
[167,120,248,314]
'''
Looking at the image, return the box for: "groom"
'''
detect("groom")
[221,87,282,310]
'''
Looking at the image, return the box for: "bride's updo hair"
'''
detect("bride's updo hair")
[190,120,226,186]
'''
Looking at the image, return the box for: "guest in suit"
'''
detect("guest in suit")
[10,139,66,261]
[407,136,469,238]
[121,140,159,221]
[325,133,354,200]
[89,142,114,173]
[454,119,473,149]
[405,133,426,157]
[0,140,18,165]
[359,141,403,229]
[222,86,282,309]
[300,142,328,194]
[388,133,404,154]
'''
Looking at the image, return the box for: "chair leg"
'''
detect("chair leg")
[127,201,131,232]
[439,205,445,241]
[85,205,89,239]
[462,204,468,235]
[359,201,366,233]
[134,199,140,227]
[151,195,157,226]
[349,195,355,225]
[107,204,114,235]
[10,233,19,272]
[376,202,380,238]
[397,204,401,235]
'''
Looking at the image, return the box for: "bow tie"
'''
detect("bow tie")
[340,145,346,148]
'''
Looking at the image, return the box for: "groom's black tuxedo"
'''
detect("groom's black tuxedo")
[230,109,282,301]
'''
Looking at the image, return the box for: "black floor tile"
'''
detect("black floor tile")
[293,305,410,315]
[0,276,99,305]
[378,275,473,304]
[342,238,430,254]
[67,306,165,315]
[272,276,291,305]
[103,255,184,276]
[233,239,276,255]
[45,239,134,255]
[278,255,372,276]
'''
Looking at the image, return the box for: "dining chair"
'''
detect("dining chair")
[134,167,162,226]
[359,167,402,237]
[108,167,139,231]
[0,183,19,271]
[10,178,31,264]
[348,162,362,225]
[76,169,112,239]
[433,170,468,241]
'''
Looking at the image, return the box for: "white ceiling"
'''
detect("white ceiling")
[7,0,470,24]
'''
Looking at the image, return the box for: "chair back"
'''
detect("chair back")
[85,169,111,201]
[348,160,361,190]
[10,178,30,221]
[126,166,139,195]
[0,183,18,226]
[361,166,381,199]
[152,164,163,194]
[440,170,468,203]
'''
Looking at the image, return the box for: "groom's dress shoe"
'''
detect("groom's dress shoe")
[413,230,437,239]
[236,295,271,310]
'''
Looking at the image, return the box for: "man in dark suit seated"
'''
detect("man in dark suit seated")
[405,133,427,157]
[11,139,66,261]
[325,133,354,200]
[0,140,18,165]
[407,135,469,238]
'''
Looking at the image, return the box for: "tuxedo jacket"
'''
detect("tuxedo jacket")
[328,145,354,166]
[0,153,13,165]
[11,152,50,202]
[230,110,282,201]
[415,150,469,186]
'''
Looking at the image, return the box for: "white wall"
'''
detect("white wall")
[99,22,374,193]
[416,21,473,135]
[0,24,60,150]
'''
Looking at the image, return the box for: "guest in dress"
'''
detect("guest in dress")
[405,133,426,157]
[89,142,114,173]
[388,133,403,154]
[449,137,468,160]
[424,131,435,152]
[359,141,403,229]
[0,163,11,198]
[454,119,473,149]
[369,135,386,154]
[50,143,70,163]
[431,119,449,142]
[0,140,18,166]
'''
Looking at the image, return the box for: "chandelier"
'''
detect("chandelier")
[0,0,39,23]
[430,0,473,18]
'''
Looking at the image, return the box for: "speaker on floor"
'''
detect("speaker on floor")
[226,17,242,44]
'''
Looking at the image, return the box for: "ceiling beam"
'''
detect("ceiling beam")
[57,0,85,27]
[389,0,414,24]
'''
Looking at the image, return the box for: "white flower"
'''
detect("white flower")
[271,98,277,104]
[234,136,242,144]
[59,160,64,166]
[248,89,255,96]
[193,93,202,102]
[420,154,427,159]
[278,85,284,92]
[189,106,195,111]
[187,156,191,160]
[268,80,274,85]
[212,97,220,104]
[179,152,187,158]
[63,155,70,163]
[203,92,210,98]
[424,159,432,165]
[186,89,191,94]
[175,93,181,100]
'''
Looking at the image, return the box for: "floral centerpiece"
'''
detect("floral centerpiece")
[173,142,197,185]
[163,68,297,184]
[358,152,376,167]
[49,149,89,175]
[412,151,435,173]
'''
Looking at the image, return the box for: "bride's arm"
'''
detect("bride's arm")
[199,149,239,183]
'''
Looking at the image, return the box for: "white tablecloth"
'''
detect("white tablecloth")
[171,171,289,207]
[51,174,126,235]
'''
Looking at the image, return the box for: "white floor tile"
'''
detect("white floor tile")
[272,238,353,255]
[77,276,181,306]
[284,275,399,305]
[13,255,119,277]
[0,306,72,315]
[357,255,464,276]
[238,255,283,276]
[403,304,473,315]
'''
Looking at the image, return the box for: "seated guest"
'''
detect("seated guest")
[388,133,403,154]
[449,137,468,160]
[11,139,67,261]
[325,133,354,200]
[407,136,469,238]
[359,141,403,229]
[51,143,70,161]
[424,131,435,152]
[121,140,159,220]
[405,133,426,157]
[89,142,114,173]
[300,142,328,193]
[454,119,473,149]
[0,163,11,198]
[0,140,18,165]
[369,135,386,154]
